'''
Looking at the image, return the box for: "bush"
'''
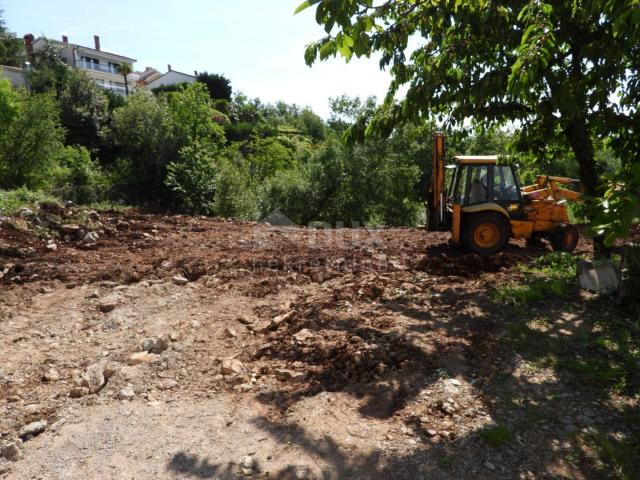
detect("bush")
[0,91,65,189]
[0,187,58,216]
[259,169,313,225]
[165,142,219,214]
[51,145,109,204]
[214,159,258,220]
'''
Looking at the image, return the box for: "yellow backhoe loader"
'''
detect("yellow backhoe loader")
[426,133,583,255]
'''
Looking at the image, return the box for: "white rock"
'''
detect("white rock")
[45,243,58,252]
[484,461,496,471]
[19,420,47,440]
[80,363,106,394]
[220,359,245,376]
[42,368,60,382]
[293,328,316,343]
[117,387,135,401]
[224,327,238,338]
[172,275,189,285]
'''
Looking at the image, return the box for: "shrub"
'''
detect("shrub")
[259,168,313,225]
[165,141,219,214]
[214,159,258,220]
[52,145,109,204]
[0,187,58,216]
[0,91,65,189]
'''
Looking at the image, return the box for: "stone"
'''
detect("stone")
[69,386,90,398]
[237,317,255,325]
[449,378,462,386]
[81,231,99,244]
[426,429,438,437]
[61,224,82,236]
[484,461,496,471]
[251,320,273,334]
[240,455,257,475]
[42,368,60,383]
[19,420,47,440]
[98,297,118,313]
[272,310,295,326]
[275,368,306,383]
[45,243,58,252]
[220,359,246,376]
[16,207,34,218]
[0,441,23,461]
[142,336,169,354]
[172,275,189,286]
[116,220,130,231]
[224,327,238,338]
[80,363,108,394]
[577,259,619,294]
[128,352,156,365]
[117,387,135,401]
[293,328,316,343]
[158,379,178,390]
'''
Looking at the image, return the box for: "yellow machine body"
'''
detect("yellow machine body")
[427,134,583,254]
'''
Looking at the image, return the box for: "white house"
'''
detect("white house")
[24,33,137,95]
[144,65,196,90]
[0,65,27,88]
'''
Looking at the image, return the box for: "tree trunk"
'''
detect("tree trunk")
[123,74,129,96]
[563,116,608,257]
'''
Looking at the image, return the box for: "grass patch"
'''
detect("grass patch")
[582,430,640,480]
[478,425,512,447]
[495,252,578,305]
[88,200,133,212]
[0,188,59,216]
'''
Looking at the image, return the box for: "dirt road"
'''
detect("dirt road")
[0,209,636,479]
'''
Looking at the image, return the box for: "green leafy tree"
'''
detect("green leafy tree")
[259,168,314,224]
[0,91,65,189]
[58,69,110,150]
[52,145,108,203]
[0,77,19,125]
[111,91,178,201]
[165,141,219,214]
[26,39,71,95]
[299,0,640,247]
[214,157,258,220]
[0,11,23,67]
[165,82,225,144]
[196,72,232,101]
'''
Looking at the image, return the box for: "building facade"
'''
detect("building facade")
[24,34,137,95]
[144,65,196,90]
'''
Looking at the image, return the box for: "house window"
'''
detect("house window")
[108,62,120,73]
[81,56,98,65]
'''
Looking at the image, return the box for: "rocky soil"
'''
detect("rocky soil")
[0,206,636,479]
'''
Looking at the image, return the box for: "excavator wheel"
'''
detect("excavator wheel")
[462,212,510,255]
[550,223,579,253]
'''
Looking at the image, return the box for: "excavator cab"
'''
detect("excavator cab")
[427,133,582,255]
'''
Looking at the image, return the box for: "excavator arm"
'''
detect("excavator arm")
[426,132,447,231]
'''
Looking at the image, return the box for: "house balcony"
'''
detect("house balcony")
[100,83,128,95]
[76,60,120,75]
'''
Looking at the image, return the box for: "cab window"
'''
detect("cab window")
[465,165,488,205]
[452,166,468,204]
[492,166,520,202]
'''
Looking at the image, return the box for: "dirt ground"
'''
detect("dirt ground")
[0,207,637,479]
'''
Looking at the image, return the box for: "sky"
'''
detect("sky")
[1,0,392,118]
